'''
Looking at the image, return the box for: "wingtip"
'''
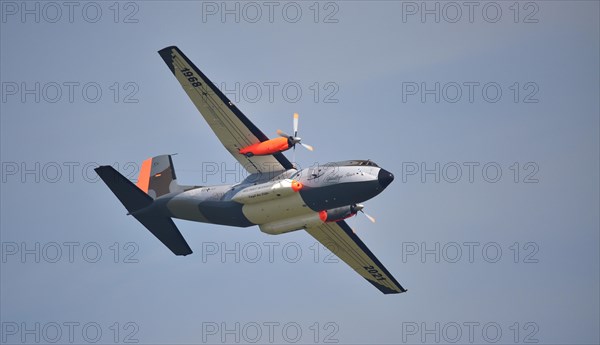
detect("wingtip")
[158,46,178,74]
[94,165,114,173]
[158,45,178,53]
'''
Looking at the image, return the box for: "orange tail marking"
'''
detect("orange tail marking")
[136,158,152,193]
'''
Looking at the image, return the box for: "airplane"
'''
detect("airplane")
[95,46,406,294]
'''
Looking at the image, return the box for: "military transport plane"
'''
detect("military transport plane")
[95,46,406,294]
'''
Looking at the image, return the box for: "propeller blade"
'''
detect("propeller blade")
[277,129,290,138]
[292,144,296,163]
[300,143,314,151]
[361,210,376,223]
[293,113,299,137]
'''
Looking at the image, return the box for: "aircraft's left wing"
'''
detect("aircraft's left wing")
[158,46,293,175]
[306,220,406,294]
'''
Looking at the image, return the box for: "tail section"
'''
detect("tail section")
[136,154,183,199]
[95,158,193,256]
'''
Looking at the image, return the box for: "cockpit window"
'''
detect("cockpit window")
[308,166,326,179]
[324,160,379,167]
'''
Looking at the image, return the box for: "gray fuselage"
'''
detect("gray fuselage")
[156,160,394,233]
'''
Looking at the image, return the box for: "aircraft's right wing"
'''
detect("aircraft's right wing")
[158,46,293,175]
[305,220,406,294]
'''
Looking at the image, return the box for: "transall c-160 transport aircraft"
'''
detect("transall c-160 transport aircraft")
[96,46,406,294]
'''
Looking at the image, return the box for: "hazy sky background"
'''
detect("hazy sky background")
[1,1,598,344]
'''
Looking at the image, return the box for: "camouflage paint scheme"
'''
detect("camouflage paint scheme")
[134,156,393,229]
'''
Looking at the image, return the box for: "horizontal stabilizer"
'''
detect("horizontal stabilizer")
[96,165,192,256]
[132,213,193,256]
[95,166,153,213]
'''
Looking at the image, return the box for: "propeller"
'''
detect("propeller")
[277,113,314,160]
[348,204,376,233]
[352,204,376,223]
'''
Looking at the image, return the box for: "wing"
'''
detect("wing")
[306,220,406,294]
[158,46,293,175]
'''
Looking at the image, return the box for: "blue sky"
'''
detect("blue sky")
[1,1,598,344]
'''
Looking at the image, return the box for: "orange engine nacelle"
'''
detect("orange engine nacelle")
[239,137,290,157]
[319,205,358,223]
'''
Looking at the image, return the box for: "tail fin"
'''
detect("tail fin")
[95,163,193,256]
[136,154,183,199]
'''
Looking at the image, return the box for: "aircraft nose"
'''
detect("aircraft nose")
[378,168,394,189]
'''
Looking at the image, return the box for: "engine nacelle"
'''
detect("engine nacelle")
[318,205,359,223]
[259,212,323,235]
[232,179,303,204]
[239,137,290,156]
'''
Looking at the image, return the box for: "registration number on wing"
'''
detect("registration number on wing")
[363,265,387,281]
[180,68,202,87]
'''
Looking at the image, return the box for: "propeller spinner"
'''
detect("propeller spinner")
[239,113,314,158]
[277,113,314,152]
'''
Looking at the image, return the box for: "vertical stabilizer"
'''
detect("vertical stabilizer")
[136,155,183,199]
